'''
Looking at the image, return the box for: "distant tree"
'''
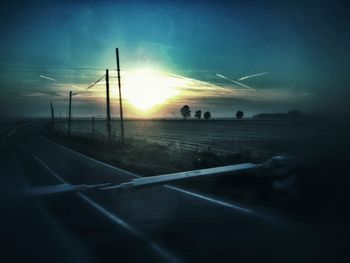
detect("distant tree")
[204,111,211,120]
[236,110,244,119]
[194,110,202,120]
[180,105,191,119]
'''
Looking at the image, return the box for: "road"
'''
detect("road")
[1,122,321,262]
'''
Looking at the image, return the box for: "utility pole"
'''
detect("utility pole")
[106,69,111,140]
[68,90,72,136]
[50,101,55,130]
[116,48,125,142]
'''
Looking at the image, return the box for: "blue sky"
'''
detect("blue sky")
[0,0,349,118]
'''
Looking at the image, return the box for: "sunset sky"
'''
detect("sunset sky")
[0,0,348,118]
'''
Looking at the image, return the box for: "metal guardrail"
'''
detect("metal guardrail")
[26,156,294,195]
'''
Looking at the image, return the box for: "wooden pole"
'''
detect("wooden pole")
[116,48,125,142]
[68,91,72,136]
[106,69,111,140]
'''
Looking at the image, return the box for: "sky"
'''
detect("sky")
[0,0,349,118]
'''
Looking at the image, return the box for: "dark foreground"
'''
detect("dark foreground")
[1,120,350,262]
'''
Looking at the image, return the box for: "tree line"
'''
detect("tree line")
[180,105,244,120]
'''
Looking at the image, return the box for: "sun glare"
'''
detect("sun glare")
[123,69,185,111]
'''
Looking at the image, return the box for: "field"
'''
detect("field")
[58,119,313,160]
[48,118,316,210]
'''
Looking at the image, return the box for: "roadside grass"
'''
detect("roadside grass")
[44,124,298,212]
[46,126,250,176]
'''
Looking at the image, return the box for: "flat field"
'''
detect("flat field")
[59,119,313,160]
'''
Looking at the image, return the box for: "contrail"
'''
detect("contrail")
[216,74,256,92]
[168,73,222,89]
[238,72,269,81]
[168,73,215,87]
[40,75,57,82]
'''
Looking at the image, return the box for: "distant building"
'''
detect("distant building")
[253,110,303,120]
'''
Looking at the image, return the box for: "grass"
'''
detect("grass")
[46,126,250,176]
[44,124,299,214]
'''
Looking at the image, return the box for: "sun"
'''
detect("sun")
[123,69,184,111]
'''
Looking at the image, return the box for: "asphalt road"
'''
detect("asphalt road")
[0,122,330,262]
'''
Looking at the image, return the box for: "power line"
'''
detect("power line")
[86,74,106,90]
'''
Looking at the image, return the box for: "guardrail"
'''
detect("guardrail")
[26,155,295,195]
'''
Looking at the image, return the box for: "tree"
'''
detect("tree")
[194,110,202,119]
[180,105,191,119]
[204,111,211,120]
[236,110,244,119]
